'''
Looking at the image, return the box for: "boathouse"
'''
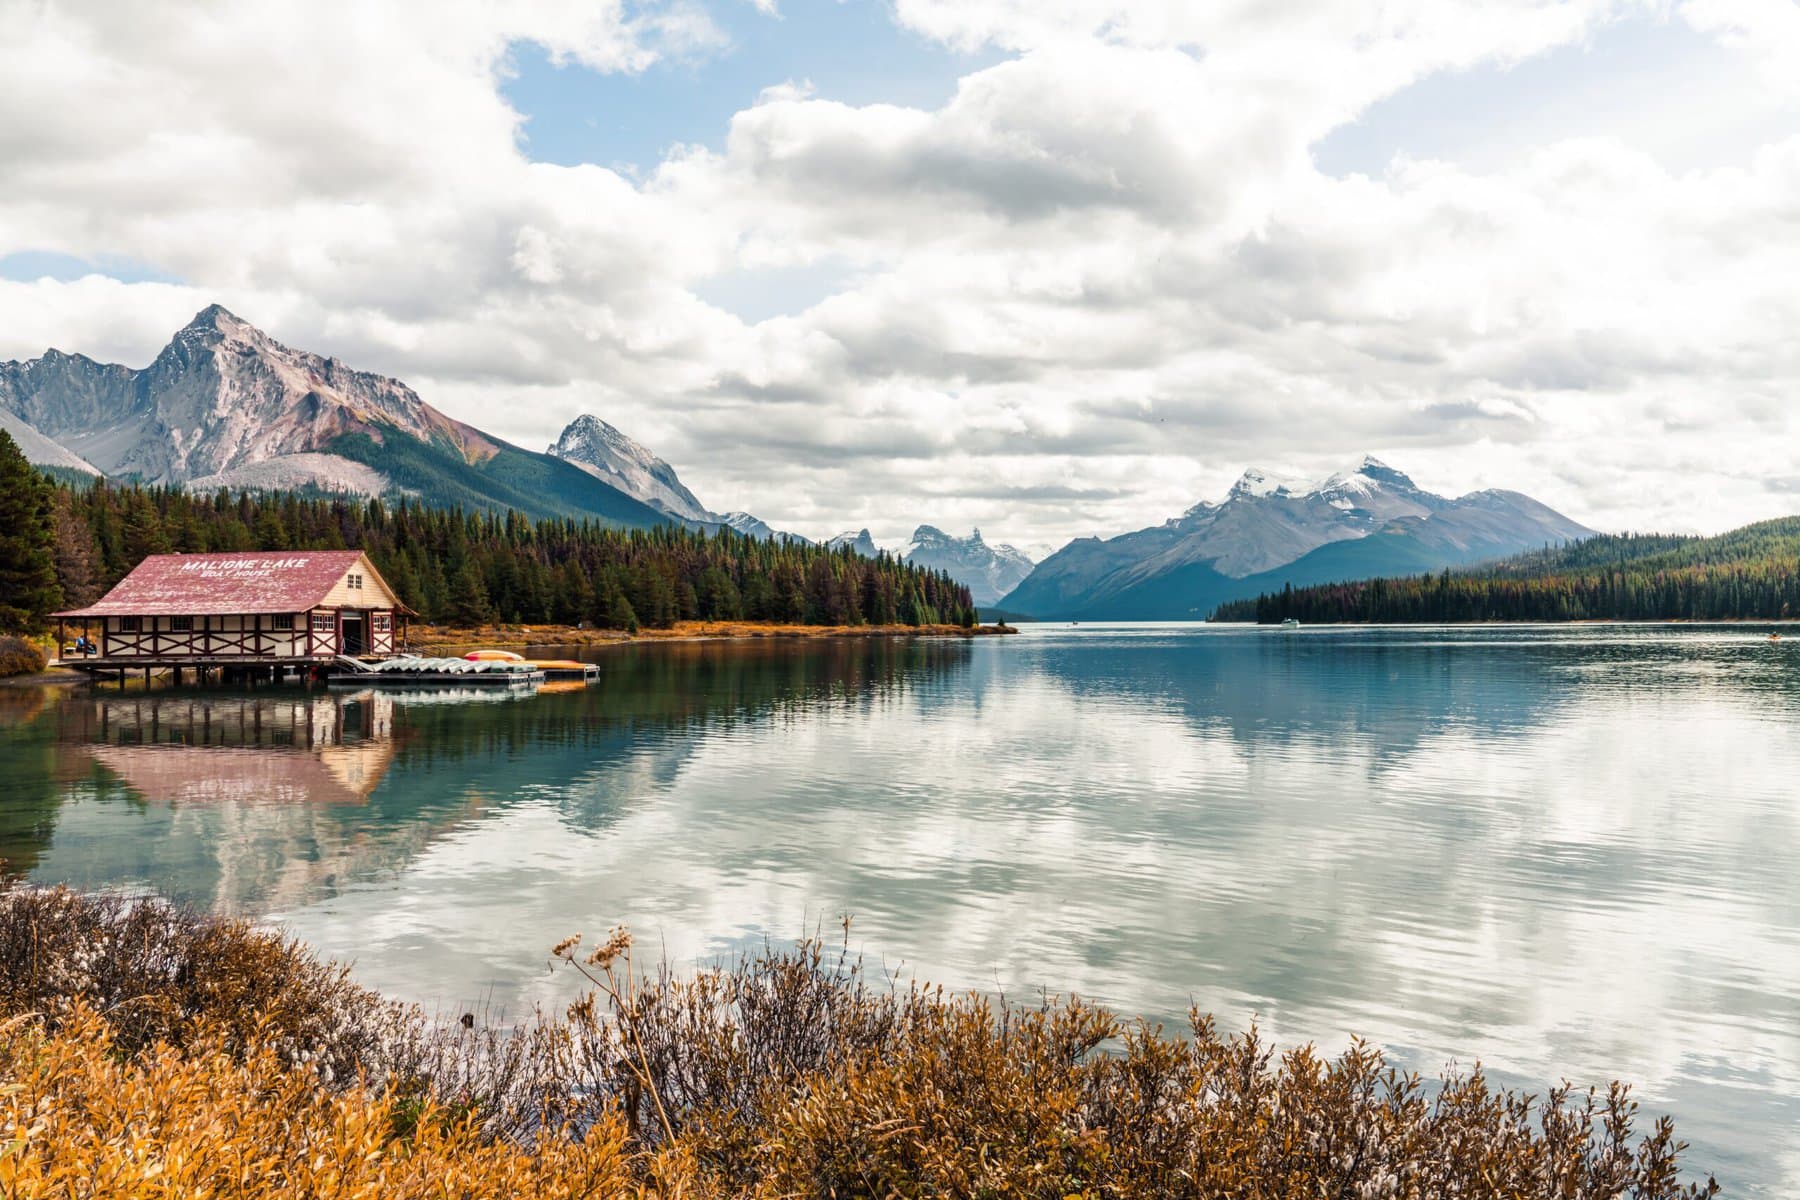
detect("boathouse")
[54,550,411,680]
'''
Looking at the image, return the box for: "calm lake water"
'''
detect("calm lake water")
[3,624,1798,1192]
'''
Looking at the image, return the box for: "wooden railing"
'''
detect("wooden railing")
[102,626,303,659]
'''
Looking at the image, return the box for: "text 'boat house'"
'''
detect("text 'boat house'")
[54,550,412,684]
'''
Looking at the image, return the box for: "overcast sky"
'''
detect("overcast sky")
[1,0,1796,552]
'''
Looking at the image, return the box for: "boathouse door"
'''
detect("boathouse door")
[341,612,367,656]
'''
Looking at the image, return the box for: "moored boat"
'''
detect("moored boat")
[330,656,544,687]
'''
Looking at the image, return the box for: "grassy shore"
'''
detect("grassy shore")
[0,884,1718,1198]
[0,666,83,689]
[411,619,1017,655]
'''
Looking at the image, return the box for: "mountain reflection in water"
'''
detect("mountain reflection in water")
[1,626,1797,1194]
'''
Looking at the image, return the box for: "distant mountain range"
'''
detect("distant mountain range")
[999,457,1593,619]
[3,307,1589,619]
[0,305,1036,603]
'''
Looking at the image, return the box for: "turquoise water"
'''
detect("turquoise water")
[3,624,1798,1192]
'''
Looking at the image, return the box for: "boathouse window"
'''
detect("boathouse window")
[312,612,336,633]
[119,617,141,633]
[372,613,391,633]
[171,616,193,632]
[272,614,294,631]
[347,572,363,589]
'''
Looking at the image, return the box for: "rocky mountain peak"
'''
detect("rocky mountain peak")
[908,524,964,547]
[1221,456,1421,507]
[901,525,1036,607]
[825,529,883,559]
[187,302,238,328]
[1338,455,1417,491]
[173,303,259,346]
[722,512,811,545]
[1229,467,1302,500]
[546,413,710,522]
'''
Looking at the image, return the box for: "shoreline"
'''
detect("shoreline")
[4,621,1017,689]
[1217,617,1800,628]
[0,666,86,689]
[411,619,1017,655]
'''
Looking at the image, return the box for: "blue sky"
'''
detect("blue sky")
[1316,9,1793,176]
[0,250,180,286]
[500,0,1002,174]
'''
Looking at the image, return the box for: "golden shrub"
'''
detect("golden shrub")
[0,636,45,679]
[0,1006,661,1200]
[0,888,1723,1199]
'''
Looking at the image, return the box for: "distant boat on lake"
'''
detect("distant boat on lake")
[1280,618,1301,631]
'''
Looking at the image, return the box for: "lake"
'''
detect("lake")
[3,623,1797,1193]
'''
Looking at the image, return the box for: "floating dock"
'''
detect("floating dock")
[528,659,602,683]
[457,650,599,684]
[328,656,545,687]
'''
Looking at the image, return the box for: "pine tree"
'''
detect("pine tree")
[447,560,494,626]
[0,432,63,633]
[49,489,102,610]
[607,592,639,633]
[120,491,172,563]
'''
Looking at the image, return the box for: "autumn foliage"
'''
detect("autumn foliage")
[0,636,46,679]
[0,886,1719,1198]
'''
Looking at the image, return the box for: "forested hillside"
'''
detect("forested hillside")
[4,436,976,634]
[1214,518,1800,623]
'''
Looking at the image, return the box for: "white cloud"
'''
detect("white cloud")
[1682,0,1800,100]
[0,0,1796,550]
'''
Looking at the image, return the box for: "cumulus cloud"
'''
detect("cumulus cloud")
[0,0,1795,549]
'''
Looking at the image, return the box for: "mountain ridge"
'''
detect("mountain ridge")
[1000,457,1593,619]
[0,306,676,528]
[547,414,711,522]
[543,414,816,544]
[902,526,1035,607]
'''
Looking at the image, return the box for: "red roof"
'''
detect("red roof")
[54,551,379,617]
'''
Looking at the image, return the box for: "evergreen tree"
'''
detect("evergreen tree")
[48,490,102,610]
[1220,518,1800,625]
[0,432,62,634]
[607,592,639,633]
[447,560,494,626]
[120,491,172,562]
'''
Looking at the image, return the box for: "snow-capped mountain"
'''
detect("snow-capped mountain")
[902,526,1035,607]
[826,529,881,557]
[721,512,812,545]
[546,415,711,522]
[0,305,673,527]
[543,414,809,542]
[1000,456,1593,619]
